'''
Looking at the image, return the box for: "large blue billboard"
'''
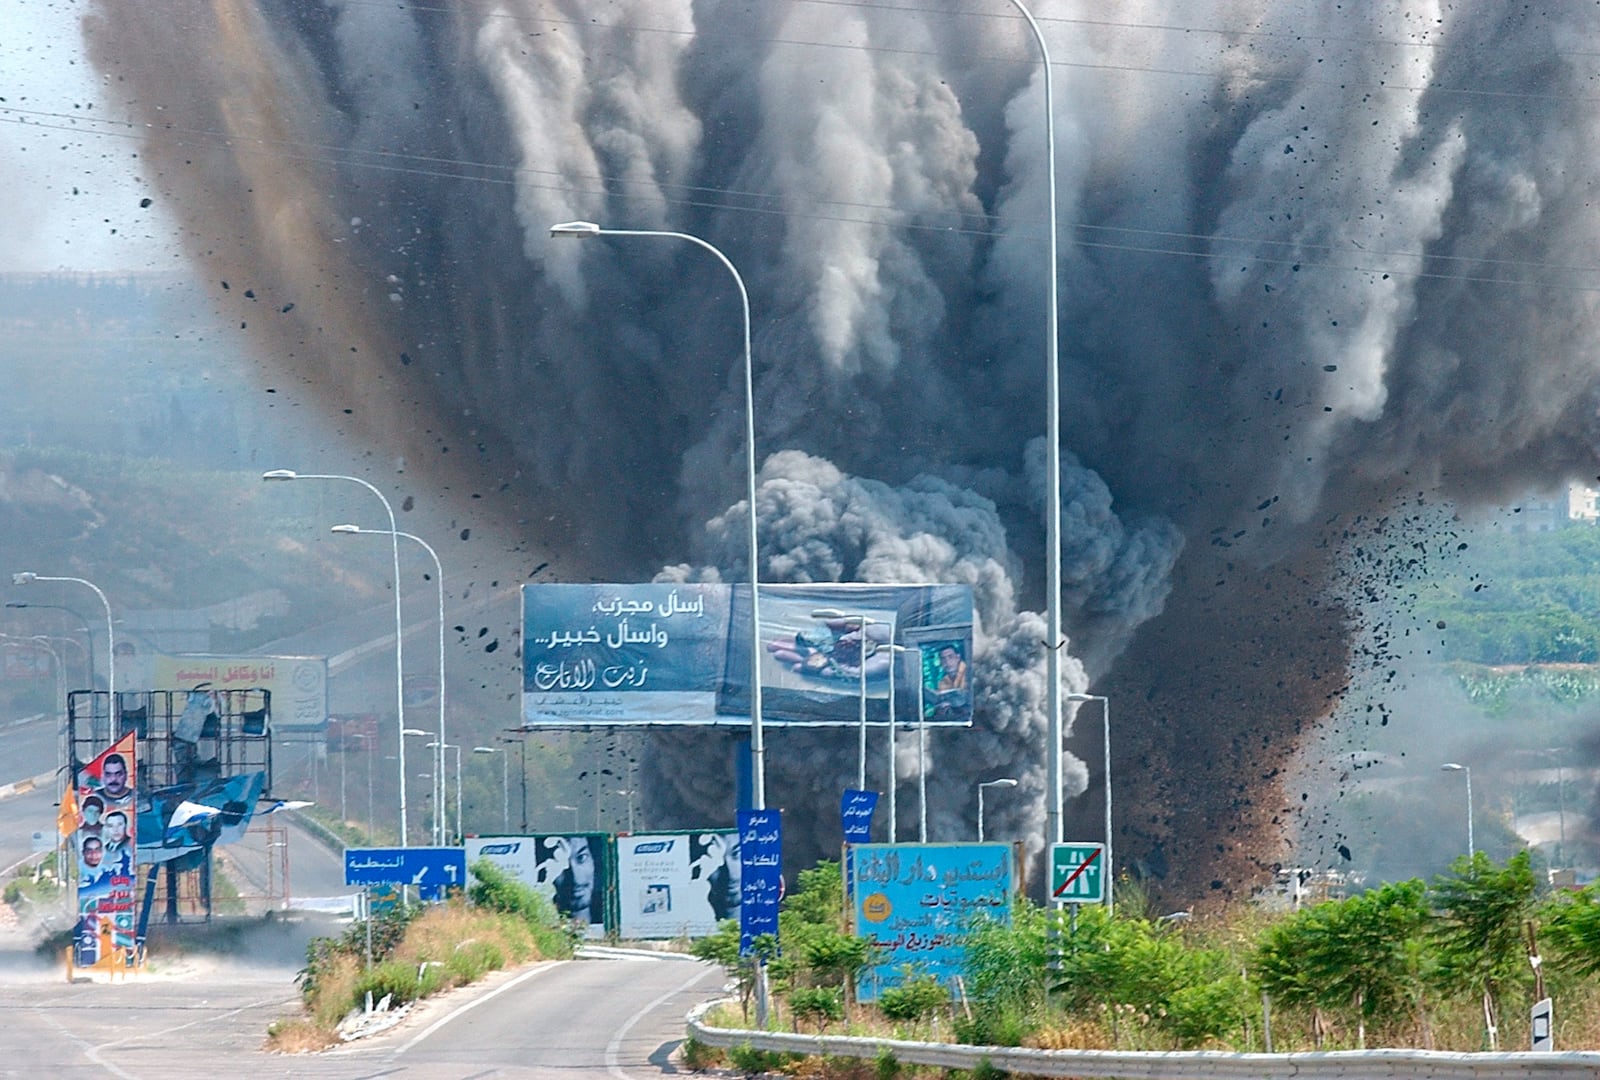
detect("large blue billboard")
[521,583,973,727]
[849,842,1015,1001]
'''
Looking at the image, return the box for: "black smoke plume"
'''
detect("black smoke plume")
[81,1,1600,900]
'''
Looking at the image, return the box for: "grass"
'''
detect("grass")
[267,898,573,1051]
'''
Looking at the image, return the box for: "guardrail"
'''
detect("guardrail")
[687,1000,1600,1078]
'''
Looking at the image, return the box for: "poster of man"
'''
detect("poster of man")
[534,835,607,931]
[920,639,972,723]
[75,733,137,956]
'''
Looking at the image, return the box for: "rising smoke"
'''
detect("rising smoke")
[79,0,1600,900]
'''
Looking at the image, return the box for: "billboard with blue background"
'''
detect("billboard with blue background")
[522,583,972,727]
[849,842,1015,1001]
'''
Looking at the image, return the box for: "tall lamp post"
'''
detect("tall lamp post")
[1067,693,1113,916]
[549,221,766,812]
[427,743,461,843]
[263,470,410,846]
[616,788,636,833]
[1441,762,1474,858]
[555,804,580,832]
[5,602,98,690]
[402,728,436,843]
[11,573,115,711]
[499,735,531,832]
[332,524,448,846]
[474,746,510,833]
[996,0,1064,852]
[978,778,1019,842]
[810,609,879,792]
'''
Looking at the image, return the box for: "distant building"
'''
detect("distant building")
[1496,483,1600,532]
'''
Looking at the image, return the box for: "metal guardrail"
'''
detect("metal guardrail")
[686,1000,1600,1078]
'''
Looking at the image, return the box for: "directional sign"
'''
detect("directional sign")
[1050,842,1105,904]
[345,847,467,901]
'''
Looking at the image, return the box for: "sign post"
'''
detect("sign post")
[1050,842,1105,905]
[345,846,466,901]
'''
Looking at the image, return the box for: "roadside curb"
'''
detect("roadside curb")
[0,772,54,801]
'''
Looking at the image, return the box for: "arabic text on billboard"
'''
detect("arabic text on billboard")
[850,843,1014,1002]
[521,583,973,727]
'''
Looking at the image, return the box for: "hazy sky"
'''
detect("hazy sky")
[1,0,177,272]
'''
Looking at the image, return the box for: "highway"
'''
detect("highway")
[0,936,724,1078]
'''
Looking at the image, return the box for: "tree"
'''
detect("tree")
[1252,880,1431,1047]
[1429,851,1539,1050]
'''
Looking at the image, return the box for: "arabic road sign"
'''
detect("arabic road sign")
[345,847,467,900]
[1050,842,1105,904]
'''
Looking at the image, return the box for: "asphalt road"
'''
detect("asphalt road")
[0,929,725,1079]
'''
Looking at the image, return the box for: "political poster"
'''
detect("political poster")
[73,734,138,955]
[521,583,973,727]
[850,842,1015,1002]
[464,834,611,939]
[615,830,740,939]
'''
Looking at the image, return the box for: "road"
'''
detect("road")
[0,935,724,1079]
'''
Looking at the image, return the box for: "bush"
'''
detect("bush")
[789,986,844,1028]
[681,1037,724,1070]
[877,976,950,1022]
[953,1007,1034,1048]
[728,1041,788,1074]
[874,1047,900,1079]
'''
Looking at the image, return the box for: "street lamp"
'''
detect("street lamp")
[403,727,435,844]
[333,523,448,846]
[554,804,580,832]
[1067,692,1113,916]
[499,735,531,832]
[993,0,1065,851]
[474,746,510,833]
[347,730,377,839]
[11,573,115,710]
[883,643,907,843]
[810,609,879,792]
[427,742,462,843]
[1441,762,1474,858]
[550,220,766,812]
[978,778,1019,843]
[264,469,410,846]
[5,603,97,689]
[616,788,636,833]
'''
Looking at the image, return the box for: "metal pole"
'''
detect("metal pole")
[265,472,408,845]
[453,745,463,843]
[979,784,987,843]
[502,752,510,833]
[1466,766,1474,858]
[998,0,1063,850]
[887,653,897,843]
[918,671,928,843]
[549,222,765,811]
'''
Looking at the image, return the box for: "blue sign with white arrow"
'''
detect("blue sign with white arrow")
[345,847,467,900]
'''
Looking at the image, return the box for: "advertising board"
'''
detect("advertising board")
[521,582,973,727]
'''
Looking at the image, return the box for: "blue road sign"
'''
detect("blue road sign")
[345,847,467,900]
[738,809,782,957]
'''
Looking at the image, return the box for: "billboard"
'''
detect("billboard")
[850,842,1016,1001]
[151,654,327,731]
[521,583,972,727]
[615,830,740,939]
[465,834,610,939]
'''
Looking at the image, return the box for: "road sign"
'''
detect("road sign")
[1050,842,1105,904]
[345,847,467,900]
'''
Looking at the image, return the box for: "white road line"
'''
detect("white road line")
[391,961,560,1057]
[606,962,718,1080]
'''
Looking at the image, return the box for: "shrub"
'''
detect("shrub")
[873,1047,900,1079]
[681,1037,724,1070]
[728,1041,787,1074]
[877,976,949,1022]
[789,986,845,1028]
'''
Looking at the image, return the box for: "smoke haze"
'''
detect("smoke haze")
[70,0,1600,899]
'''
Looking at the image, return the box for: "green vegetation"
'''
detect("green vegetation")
[269,859,575,1050]
[687,856,1600,1073]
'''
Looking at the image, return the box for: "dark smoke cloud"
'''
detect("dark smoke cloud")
[80,1,1600,897]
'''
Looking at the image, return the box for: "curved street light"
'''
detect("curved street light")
[11,573,114,706]
[473,746,510,834]
[1067,692,1113,915]
[263,470,410,846]
[550,221,766,812]
[333,523,448,846]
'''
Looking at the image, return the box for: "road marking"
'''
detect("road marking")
[606,962,719,1080]
[391,961,559,1057]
